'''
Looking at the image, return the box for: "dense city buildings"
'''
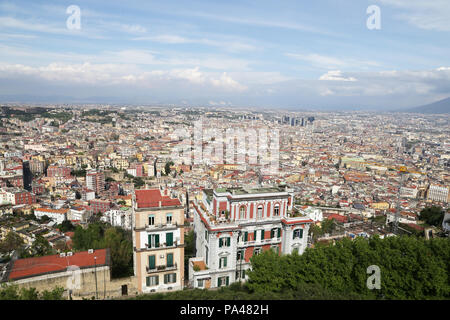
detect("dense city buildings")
[0,105,448,300]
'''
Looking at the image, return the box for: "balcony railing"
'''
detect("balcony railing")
[146,263,177,273]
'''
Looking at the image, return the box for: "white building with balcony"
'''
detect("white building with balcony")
[189,186,312,289]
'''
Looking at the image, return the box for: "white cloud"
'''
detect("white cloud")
[0,62,246,91]
[286,53,380,70]
[379,0,450,31]
[319,71,357,82]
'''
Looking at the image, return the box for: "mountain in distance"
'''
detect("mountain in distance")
[401,97,450,114]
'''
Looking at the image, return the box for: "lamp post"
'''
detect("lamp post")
[94,256,98,300]
[238,231,242,283]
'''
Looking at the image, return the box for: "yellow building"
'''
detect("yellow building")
[371,202,390,210]
[133,189,185,294]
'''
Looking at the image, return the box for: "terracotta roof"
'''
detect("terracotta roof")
[35,207,68,215]
[8,249,108,281]
[135,189,181,208]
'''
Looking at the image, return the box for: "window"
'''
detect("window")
[219,257,227,269]
[244,231,248,242]
[218,276,229,287]
[254,230,263,241]
[167,253,174,267]
[257,206,263,219]
[148,215,155,226]
[164,273,177,284]
[219,237,230,247]
[166,232,173,246]
[254,247,261,255]
[271,228,281,238]
[293,229,303,239]
[271,245,279,254]
[148,234,160,248]
[166,213,173,225]
[236,249,244,261]
[148,255,155,270]
[236,270,245,280]
[274,204,280,216]
[239,206,246,219]
[146,275,158,287]
[197,279,204,288]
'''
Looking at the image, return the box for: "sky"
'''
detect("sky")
[0,0,449,110]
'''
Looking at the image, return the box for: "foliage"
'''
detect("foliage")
[21,235,55,258]
[419,206,445,227]
[321,218,336,234]
[0,284,65,300]
[133,177,145,188]
[246,236,450,300]
[72,223,133,278]
[0,231,24,254]
[58,220,75,233]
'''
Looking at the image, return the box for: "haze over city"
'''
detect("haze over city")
[0,0,450,110]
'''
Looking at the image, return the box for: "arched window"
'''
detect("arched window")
[240,206,246,220]
[274,204,280,216]
[257,206,263,219]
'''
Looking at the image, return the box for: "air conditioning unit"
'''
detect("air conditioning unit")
[67,252,73,256]
[88,249,94,254]
[60,253,66,257]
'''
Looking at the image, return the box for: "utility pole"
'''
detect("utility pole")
[94,256,98,300]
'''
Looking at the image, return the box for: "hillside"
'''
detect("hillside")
[404,97,450,114]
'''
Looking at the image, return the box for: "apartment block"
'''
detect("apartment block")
[132,189,185,294]
[189,186,312,289]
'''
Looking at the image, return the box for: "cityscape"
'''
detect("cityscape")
[0,0,449,309]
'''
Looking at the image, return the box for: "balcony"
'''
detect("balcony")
[237,237,281,247]
[146,263,177,273]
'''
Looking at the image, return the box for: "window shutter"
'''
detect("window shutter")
[300,229,303,239]
[148,255,155,269]
[155,276,159,285]
[218,278,221,287]
[167,253,173,267]
[219,258,222,268]
[146,277,150,286]
[244,232,248,242]
[226,237,230,246]
[173,273,176,283]
[219,238,222,247]
[148,235,151,247]
[253,231,257,241]
[224,257,227,267]
[293,231,296,240]
[277,228,281,238]
[155,234,160,248]
[261,230,264,240]
[166,232,173,246]
[226,277,229,286]
[164,274,168,284]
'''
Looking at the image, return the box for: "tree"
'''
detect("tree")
[30,235,54,257]
[419,206,445,227]
[0,231,24,254]
[58,220,75,233]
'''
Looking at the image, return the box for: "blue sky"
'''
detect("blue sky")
[0,0,449,109]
